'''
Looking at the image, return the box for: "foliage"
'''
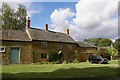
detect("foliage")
[48,50,59,62]
[98,38,112,47]
[84,38,98,46]
[0,3,27,30]
[113,38,120,55]
[97,47,118,60]
[84,38,112,47]
[73,50,79,63]
[106,48,118,57]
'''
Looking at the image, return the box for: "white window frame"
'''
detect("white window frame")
[0,46,6,52]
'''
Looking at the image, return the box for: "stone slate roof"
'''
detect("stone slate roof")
[0,30,31,41]
[76,41,97,48]
[29,28,75,43]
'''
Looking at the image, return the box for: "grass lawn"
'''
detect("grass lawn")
[2,60,119,79]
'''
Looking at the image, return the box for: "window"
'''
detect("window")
[68,45,72,49]
[0,46,5,52]
[41,41,47,48]
[41,53,47,58]
[58,43,62,50]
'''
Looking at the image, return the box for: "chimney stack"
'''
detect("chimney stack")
[26,17,30,29]
[44,24,48,31]
[65,29,69,35]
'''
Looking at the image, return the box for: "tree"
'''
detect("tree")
[0,3,27,30]
[0,3,14,29]
[97,38,112,47]
[16,4,27,30]
[106,47,118,60]
[113,38,120,55]
[84,38,98,46]
[84,38,112,47]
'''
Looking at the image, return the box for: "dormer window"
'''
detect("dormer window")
[0,46,6,53]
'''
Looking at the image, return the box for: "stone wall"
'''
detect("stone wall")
[1,40,98,64]
[77,47,97,62]
[1,41,32,64]
[32,41,77,62]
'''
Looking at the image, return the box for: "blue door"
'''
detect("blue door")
[10,47,20,64]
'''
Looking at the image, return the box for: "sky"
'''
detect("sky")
[0,0,119,41]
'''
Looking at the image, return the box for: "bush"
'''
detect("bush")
[106,48,119,60]
[74,50,79,62]
[48,51,59,62]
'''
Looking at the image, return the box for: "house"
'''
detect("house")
[0,17,97,64]
[0,17,77,64]
[76,41,97,62]
[27,26,77,63]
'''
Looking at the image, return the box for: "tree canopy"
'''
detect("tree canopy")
[113,38,120,54]
[0,3,27,30]
[84,38,112,47]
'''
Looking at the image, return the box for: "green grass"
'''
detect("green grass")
[2,60,119,79]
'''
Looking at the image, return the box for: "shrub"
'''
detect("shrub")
[48,50,59,62]
[73,50,79,63]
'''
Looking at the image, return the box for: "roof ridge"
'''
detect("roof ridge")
[29,27,75,43]
[30,27,67,35]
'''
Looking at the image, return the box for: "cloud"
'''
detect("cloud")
[50,8,75,32]
[0,0,43,18]
[50,0,118,41]
[72,0,118,41]
[26,3,43,18]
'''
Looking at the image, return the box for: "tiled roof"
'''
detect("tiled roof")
[76,41,97,48]
[28,28,75,43]
[0,30,31,41]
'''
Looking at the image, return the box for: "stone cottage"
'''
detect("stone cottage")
[0,17,97,64]
[0,17,77,64]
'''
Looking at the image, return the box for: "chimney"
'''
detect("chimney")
[44,24,48,31]
[65,29,69,35]
[26,17,30,29]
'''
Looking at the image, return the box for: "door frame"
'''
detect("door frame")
[9,46,21,64]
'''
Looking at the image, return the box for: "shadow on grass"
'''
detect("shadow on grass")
[2,66,119,80]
